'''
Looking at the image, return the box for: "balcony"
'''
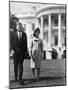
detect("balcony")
[43,21,65,32]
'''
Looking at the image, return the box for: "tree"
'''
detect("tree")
[10,14,19,29]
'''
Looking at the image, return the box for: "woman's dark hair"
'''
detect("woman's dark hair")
[33,28,40,37]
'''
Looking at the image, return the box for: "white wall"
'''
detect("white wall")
[19,17,37,50]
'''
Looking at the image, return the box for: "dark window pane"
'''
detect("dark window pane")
[54,35,58,45]
[32,23,35,31]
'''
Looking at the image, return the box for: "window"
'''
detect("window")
[54,19,58,26]
[54,35,58,45]
[32,23,35,31]
[44,19,48,27]
[61,14,66,26]
[51,14,58,26]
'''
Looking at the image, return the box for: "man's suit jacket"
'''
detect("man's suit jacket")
[11,30,27,56]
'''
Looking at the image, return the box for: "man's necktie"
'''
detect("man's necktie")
[20,32,22,39]
[18,32,21,41]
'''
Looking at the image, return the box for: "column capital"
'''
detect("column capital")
[48,14,51,17]
[58,12,62,15]
[48,13,51,15]
[40,16,43,40]
[41,16,43,20]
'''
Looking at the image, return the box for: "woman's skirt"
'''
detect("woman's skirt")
[33,50,43,68]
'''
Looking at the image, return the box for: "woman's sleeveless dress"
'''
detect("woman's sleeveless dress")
[30,37,43,68]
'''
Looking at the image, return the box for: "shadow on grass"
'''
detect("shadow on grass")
[10,76,65,85]
[9,76,66,89]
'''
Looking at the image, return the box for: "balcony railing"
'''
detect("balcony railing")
[43,22,65,32]
[51,23,58,27]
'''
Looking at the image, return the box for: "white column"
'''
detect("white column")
[26,23,32,50]
[40,16,43,39]
[58,13,61,47]
[35,19,39,28]
[48,14,51,45]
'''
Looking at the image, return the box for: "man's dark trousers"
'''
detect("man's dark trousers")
[14,52,25,80]
[11,31,27,80]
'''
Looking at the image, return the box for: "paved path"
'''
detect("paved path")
[9,59,66,89]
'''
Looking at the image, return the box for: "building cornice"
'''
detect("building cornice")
[36,5,66,18]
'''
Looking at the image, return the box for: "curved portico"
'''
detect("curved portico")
[36,5,66,48]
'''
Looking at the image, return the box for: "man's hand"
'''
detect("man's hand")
[10,50,15,57]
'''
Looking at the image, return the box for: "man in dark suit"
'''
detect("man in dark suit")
[11,22,27,83]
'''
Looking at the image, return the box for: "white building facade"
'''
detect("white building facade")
[36,5,66,50]
[16,13,37,50]
[16,4,66,59]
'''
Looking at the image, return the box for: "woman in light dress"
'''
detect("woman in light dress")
[30,28,43,81]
